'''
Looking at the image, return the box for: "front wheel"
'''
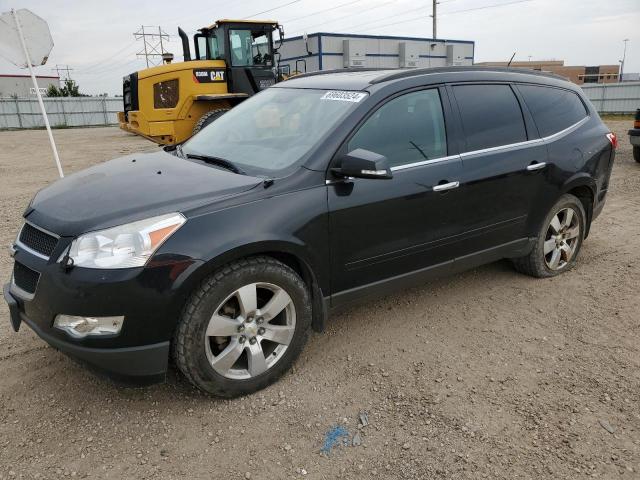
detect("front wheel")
[634,146,640,163]
[173,257,311,397]
[512,194,586,278]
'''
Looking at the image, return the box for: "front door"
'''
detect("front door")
[327,88,465,302]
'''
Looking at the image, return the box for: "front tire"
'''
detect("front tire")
[512,194,586,278]
[634,146,640,163]
[173,256,311,397]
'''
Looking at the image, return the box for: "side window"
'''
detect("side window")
[153,79,179,109]
[518,85,588,137]
[452,84,527,152]
[347,89,447,168]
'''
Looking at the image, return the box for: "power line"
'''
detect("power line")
[134,25,170,68]
[75,41,138,73]
[243,0,304,19]
[74,58,144,76]
[440,0,534,16]
[283,0,363,24]
[286,0,398,36]
[51,64,73,84]
[351,0,534,33]
[346,5,429,33]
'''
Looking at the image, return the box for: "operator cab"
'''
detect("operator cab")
[185,20,283,95]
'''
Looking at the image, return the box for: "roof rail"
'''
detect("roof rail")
[287,68,393,80]
[370,66,568,84]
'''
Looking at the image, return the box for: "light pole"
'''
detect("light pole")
[619,38,629,83]
[431,0,438,39]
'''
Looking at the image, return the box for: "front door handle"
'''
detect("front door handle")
[526,162,547,171]
[432,181,460,192]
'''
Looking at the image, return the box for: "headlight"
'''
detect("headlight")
[60,213,186,269]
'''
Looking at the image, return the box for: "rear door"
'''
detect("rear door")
[327,87,465,301]
[448,83,549,255]
[515,84,596,217]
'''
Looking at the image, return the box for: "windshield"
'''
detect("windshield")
[182,88,367,176]
[230,29,273,66]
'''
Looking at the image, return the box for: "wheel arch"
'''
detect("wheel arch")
[187,241,328,333]
[561,174,596,238]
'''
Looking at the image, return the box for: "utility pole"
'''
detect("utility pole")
[51,64,73,85]
[619,38,629,83]
[432,0,437,39]
[134,25,170,67]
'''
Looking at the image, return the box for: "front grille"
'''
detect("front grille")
[13,262,40,295]
[19,223,58,258]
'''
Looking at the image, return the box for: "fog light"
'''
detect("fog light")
[53,315,124,338]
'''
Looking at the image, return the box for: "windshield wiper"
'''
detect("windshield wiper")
[185,153,245,175]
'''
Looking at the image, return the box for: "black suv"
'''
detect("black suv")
[4,67,616,397]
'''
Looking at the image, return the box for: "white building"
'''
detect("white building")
[0,74,60,97]
[277,32,474,75]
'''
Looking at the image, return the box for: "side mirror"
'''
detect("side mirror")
[332,149,393,180]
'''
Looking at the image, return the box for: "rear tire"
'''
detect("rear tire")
[512,194,586,278]
[173,256,311,397]
[634,146,640,163]
[192,108,229,135]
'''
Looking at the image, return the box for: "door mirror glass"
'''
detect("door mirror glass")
[333,149,393,180]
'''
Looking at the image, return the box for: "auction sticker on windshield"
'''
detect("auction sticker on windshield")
[321,91,367,102]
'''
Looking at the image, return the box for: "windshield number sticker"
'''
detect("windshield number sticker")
[321,91,367,103]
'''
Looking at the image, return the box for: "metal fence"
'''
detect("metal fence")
[581,81,640,114]
[1,83,638,130]
[0,97,122,129]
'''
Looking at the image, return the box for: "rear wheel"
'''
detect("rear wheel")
[192,108,229,135]
[634,146,640,163]
[512,194,585,278]
[173,256,311,397]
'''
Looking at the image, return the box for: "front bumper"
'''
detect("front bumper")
[629,128,640,147]
[4,283,170,384]
[4,236,204,385]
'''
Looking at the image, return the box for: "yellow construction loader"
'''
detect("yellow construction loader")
[118,20,285,145]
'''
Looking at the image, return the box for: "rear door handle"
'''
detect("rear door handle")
[432,181,460,192]
[526,162,547,171]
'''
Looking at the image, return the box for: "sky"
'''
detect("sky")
[0,0,638,95]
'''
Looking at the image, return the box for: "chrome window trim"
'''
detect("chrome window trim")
[390,154,460,172]
[460,116,590,159]
[326,115,590,178]
[15,221,60,261]
[541,115,590,142]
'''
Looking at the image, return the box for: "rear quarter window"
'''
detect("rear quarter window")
[517,85,588,137]
[452,84,527,152]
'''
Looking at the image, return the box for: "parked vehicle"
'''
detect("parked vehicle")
[118,19,285,145]
[4,67,616,397]
[630,108,640,163]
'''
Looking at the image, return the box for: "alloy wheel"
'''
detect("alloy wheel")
[204,282,296,380]
[543,207,580,271]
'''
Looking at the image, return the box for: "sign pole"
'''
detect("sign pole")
[11,8,64,178]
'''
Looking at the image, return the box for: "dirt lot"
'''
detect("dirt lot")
[0,123,639,479]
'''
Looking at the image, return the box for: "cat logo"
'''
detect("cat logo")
[193,69,226,83]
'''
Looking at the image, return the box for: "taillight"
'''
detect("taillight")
[634,120,640,129]
[606,132,618,149]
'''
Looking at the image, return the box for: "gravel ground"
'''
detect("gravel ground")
[0,122,638,479]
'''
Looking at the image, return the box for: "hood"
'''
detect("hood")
[26,150,262,237]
